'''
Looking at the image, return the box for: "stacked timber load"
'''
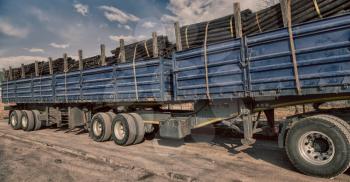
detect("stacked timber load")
[82,55,101,70]
[178,0,350,50]
[179,10,252,49]
[110,35,175,64]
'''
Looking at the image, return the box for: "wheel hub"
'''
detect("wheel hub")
[93,120,103,136]
[114,121,125,140]
[298,131,335,165]
[21,116,28,128]
[11,115,17,126]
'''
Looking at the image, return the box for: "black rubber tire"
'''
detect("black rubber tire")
[32,110,42,130]
[128,113,145,144]
[112,113,137,146]
[90,113,112,142]
[285,115,350,178]
[9,110,23,130]
[21,110,35,131]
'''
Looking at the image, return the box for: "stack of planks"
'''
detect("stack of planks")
[179,0,350,50]
[110,35,174,64]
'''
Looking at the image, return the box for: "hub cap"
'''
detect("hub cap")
[10,115,17,126]
[114,121,125,140]
[298,131,335,165]
[92,120,103,136]
[21,115,28,128]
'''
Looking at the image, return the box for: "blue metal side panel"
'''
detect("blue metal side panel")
[247,14,350,97]
[1,58,171,104]
[174,40,245,101]
[81,66,115,102]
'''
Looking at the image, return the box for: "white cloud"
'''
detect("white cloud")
[24,48,45,53]
[124,25,132,30]
[0,20,29,38]
[164,0,259,25]
[109,35,147,44]
[99,5,139,24]
[74,3,89,16]
[0,56,47,69]
[49,42,70,49]
[141,21,157,29]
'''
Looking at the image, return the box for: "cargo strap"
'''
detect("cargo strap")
[287,5,302,95]
[230,16,234,38]
[185,26,190,49]
[204,22,211,100]
[133,44,139,101]
[256,12,262,33]
[144,41,150,57]
[64,71,68,102]
[312,0,323,19]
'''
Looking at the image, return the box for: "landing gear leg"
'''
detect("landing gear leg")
[241,109,256,145]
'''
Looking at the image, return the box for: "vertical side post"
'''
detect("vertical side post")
[100,44,106,66]
[78,50,83,71]
[234,3,243,38]
[49,57,53,75]
[120,39,126,63]
[2,68,7,80]
[63,53,68,73]
[35,61,39,77]
[174,22,182,51]
[280,0,289,27]
[9,67,13,80]
[280,0,302,95]
[21,64,25,79]
[152,32,159,58]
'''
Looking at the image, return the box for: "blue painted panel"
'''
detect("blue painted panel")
[248,14,350,97]
[174,39,245,101]
[1,58,171,103]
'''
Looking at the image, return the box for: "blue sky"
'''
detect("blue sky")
[0,0,260,69]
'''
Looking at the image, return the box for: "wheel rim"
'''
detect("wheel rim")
[10,114,17,126]
[21,115,28,128]
[92,119,103,137]
[114,121,125,140]
[298,131,335,165]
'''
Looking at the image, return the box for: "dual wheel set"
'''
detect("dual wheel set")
[90,112,147,146]
[9,110,42,131]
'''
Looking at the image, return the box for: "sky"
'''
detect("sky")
[0,0,263,70]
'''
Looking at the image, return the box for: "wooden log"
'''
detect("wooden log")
[9,67,13,80]
[49,57,53,75]
[234,3,243,38]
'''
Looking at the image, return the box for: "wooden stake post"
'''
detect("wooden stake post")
[35,61,39,77]
[63,53,68,73]
[49,57,53,75]
[234,3,243,38]
[120,39,126,63]
[78,50,83,71]
[100,44,106,66]
[152,32,159,58]
[174,22,183,51]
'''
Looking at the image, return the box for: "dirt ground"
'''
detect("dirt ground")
[0,120,349,182]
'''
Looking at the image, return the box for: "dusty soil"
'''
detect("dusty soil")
[0,121,349,182]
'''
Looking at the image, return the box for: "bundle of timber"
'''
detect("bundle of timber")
[110,35,175,64]
[82,55,101,70]
[179,9,252,49]
[179,0,350,50]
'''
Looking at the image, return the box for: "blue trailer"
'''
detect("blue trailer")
[2,13,350,178]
